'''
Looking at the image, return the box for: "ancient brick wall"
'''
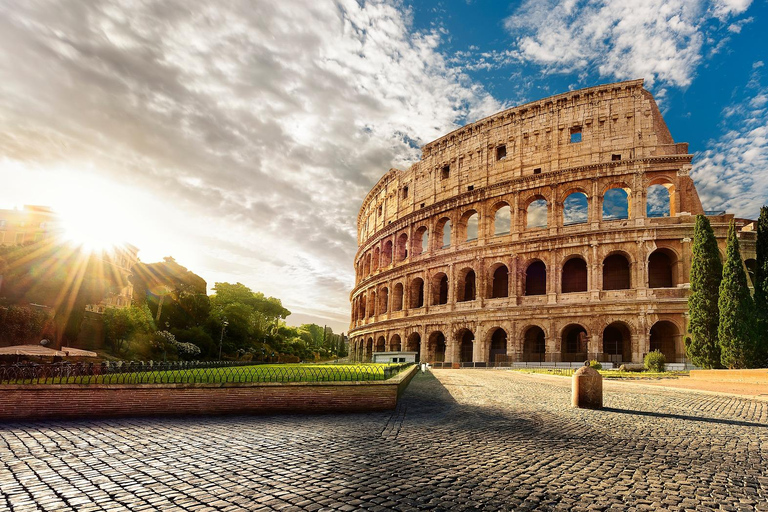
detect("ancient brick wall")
[0,369,418,420]
[349,80,757,365]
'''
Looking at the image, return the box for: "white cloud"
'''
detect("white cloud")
[692,66,768,219]
[502,0,753,88]
[0,0,501,330]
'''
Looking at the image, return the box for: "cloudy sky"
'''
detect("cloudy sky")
[0,0,766,332]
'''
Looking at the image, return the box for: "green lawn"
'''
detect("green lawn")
[4,363,410,385]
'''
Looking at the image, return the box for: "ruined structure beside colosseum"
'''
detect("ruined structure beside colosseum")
[349,79,757,366]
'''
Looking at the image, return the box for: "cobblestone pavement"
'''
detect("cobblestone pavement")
[1,370,767,512]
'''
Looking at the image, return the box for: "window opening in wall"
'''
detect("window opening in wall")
[378,205,383,217]
[526,199,548,229]
[496,145,507,160]
[420,203,425,209]
[533,168,542,175]
[612,154,621,161]
[465,212,478,241]
[563,192,588,225]
[570,127,582,143]
[467,185,474,191]
[647,184,672,217]
[493,204,511,236]
[603,188,630,220]
[402,186,409,199]
[441,165,450,179]
[441,220,452,248]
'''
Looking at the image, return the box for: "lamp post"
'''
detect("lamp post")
[218,319,228,361]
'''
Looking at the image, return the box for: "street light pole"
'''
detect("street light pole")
[218,319,228,361]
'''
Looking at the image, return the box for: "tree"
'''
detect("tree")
[686,215,723,368]
[718,221,756,368]
[103,304,154,356]
[754,206,768,367]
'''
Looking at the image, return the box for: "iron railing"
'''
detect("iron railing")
[0,361,413,385]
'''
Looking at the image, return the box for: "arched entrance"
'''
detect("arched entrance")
[407,332,421,362]
[389,334,401,352]
[523,326,546,362]
[488,328,507,364]
[649,321,679,361]
[428,332,446,362]
[561,324,587,362]
[525,260,547,295]
[458,329,474,363]
[602,322,631,363]
[375,336,385,352]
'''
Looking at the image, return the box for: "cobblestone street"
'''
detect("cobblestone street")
[1,370,767,511]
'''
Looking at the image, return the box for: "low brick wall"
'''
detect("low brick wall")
[0,366,418,421]
[690,369,768,384]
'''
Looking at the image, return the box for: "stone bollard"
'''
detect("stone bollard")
[572,363,603,409]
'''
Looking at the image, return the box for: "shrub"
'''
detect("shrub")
[588,360,602,370]
[644,350,666,372]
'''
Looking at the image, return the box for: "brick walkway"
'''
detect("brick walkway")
[1,370,767,511]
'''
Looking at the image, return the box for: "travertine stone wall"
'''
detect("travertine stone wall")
[349,80,757,365]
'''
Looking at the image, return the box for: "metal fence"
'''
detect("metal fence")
[0,361,413,385]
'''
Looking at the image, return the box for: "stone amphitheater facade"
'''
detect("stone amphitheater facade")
[348,79,757,366]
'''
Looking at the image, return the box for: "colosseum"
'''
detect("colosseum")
[349,79,758,367]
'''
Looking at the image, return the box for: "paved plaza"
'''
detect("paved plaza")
[1,371,767,511]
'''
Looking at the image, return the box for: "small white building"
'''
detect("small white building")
[372,351,418,364]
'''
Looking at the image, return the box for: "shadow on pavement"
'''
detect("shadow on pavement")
[602,406,768,429]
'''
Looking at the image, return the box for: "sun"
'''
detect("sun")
[57,198,130,253]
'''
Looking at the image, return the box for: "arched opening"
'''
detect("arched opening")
[648,249,676,288]
[381,240,393,266]
[428,331,446,362]
[363,253,371,276]
[378,287,388,315]
[563,192,588,225]
[368,291,376,317]
[491,264,509,298]
[603,253,631,290]
[525,260,547,296]
[360,296,366,321]
[647,182,675,217]
[526,198,548,229]
[432,273,449,305]
[745,258,757,286]
[562,257,588,293]
[436,218,452,248]
[365,337,373,362]
[376,336,386,352]
[396,233,408,261]
[458,268,476,302]
[602,187,630,220]
[372,247,380,271]
[562,324,587,362]
[489,328,507,364]
[459,330,474,363]
[389,334,401,352]
[412,226,428,257]
[649,321,679,361]
[392,283,404,311]
[493,203,511,236]
[523,326,546,362]
[406,332,421,361]
[602,322,631,363]
[461,210,479,241]
[409,277,424,308]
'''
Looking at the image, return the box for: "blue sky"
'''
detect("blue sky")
[0,0,765,331]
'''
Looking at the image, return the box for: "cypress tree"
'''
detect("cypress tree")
[686,215,722,368]
[754,206,768,367]
[718,220,756,368]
